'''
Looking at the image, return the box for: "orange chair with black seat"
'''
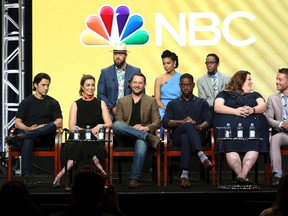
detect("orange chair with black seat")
[108,129,163,186]
[163,128,216,187]
[7,128,63,181]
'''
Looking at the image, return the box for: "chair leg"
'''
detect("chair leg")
[8,154,12,181]
[206,169,210,184]
[200,164,205,181]
[117,157,122,184]
[264,154,271,186]
[169,158,173,184]
[151,156,156,182]
[164,155,168,186]
[254,159,258,183]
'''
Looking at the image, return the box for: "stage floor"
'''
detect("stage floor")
[0,167,277,216]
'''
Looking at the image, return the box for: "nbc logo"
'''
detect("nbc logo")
[80,5,149,46]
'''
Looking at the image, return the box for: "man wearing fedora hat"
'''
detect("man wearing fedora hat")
[97,43,142,121]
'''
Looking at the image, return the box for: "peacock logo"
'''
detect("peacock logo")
[80,5,150,46]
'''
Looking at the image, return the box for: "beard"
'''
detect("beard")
[132,89,144,96]
[207,71,215,75]
[114,59,125,68]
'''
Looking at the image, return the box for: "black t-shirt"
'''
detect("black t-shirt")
[129,99,141,126]
[16,95,62,126]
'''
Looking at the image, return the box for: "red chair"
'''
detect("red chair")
[108,129,163,186]
[267,127,288,185]
[7,128,63,181]
[163,128,216,186]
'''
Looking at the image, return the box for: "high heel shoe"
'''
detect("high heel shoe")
[100,170,108,178]
[52,175,61,188]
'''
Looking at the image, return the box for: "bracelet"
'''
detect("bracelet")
[253,107,256,114]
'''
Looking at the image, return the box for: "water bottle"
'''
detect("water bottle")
[85,125,91,140]
[74,125,80,140]
[98,125,104,140]
[237,123,243,138]
[225,123,232,138]
[249,123,256,138]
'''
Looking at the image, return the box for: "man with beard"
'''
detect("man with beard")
[265,68,288,187]
[112,73,161,188]
[197,53,231,111]
[97,43,142,121]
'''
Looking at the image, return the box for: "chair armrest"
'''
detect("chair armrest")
[9,128,15,136]
[55,128,63,146]
[158,129,169,149]
[210,127,215,152]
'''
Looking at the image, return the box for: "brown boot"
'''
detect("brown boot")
[146,134,161,149]
[203,158,214,170]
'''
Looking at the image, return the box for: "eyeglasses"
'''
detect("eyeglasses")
[205,61,217,65]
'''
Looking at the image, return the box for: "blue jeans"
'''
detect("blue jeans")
[15,122,57,176]
[112,121,149,180]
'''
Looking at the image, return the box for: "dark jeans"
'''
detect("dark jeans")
[172,122,205,170]
[13,122,56,176]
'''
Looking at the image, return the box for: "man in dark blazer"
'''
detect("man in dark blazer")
[265,68,288,187]
[97,43,141,121]
[112,73,161,188]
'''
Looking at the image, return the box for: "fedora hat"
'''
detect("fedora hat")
[112,43,128,53]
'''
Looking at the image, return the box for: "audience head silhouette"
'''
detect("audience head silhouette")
[0,180,43,215]
[71,165,105,206]
[272,173,288,214]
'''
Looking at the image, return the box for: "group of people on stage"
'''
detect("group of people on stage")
[5,43,288,191]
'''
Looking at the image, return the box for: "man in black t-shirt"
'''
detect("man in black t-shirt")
[5,73,63,187]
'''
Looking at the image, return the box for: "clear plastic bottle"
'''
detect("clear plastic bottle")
[85,125,91,140]
[98,125,104,140]
[225,123,232,138]
[237,123,243,138]
[249,123,256,138]
[74,125,80,140]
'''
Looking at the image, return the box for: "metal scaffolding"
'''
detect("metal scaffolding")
[1,0,25,153]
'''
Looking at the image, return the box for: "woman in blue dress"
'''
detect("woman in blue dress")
[213,70,269,184]
[154,50,181,138]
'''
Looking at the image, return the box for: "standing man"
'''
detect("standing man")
[112,73,161,188]
[97,43,142,121]
[5,73,63,187]
[162,73,214,188]
[265,68,288,187]
[197,53,231,109]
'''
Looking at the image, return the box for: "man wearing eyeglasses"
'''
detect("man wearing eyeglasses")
[197,53,231,110]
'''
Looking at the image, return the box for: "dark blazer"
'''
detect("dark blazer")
[97,64,141,110]
[115,94,161,134]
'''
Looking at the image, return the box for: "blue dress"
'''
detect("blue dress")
[159,72,181,139]
[213,91,269,153]
[159,72,181,119]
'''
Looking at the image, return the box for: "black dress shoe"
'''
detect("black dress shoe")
[235,177,253,185]
[271,177,280,187]
[52,183,60,188]
[128,179,139,188]
[180,178,191,188]
[21,175,33,188]
[5,134,26,146]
